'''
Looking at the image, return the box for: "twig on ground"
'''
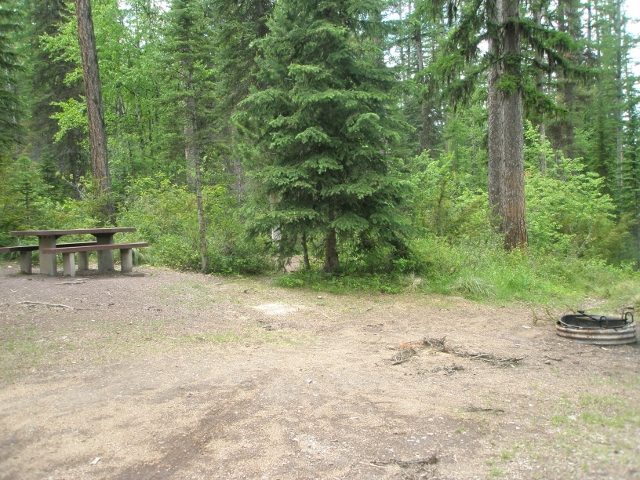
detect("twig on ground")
[391,335,525,367]
[18,301,74,309]
[371,455,439,468]
[466,406,505,413]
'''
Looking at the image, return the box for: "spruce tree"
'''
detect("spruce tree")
[162,0,218,271]
[0,0,22,151]
[430,0,585,249]
[239,0,408,273]
[25,0,87,196]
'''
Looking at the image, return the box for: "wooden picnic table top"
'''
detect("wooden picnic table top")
[11,227,136,237]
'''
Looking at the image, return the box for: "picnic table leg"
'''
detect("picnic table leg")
[38,235,57,275]
[77,251,89,270]
[120,248,133,273]
[62,252,76,277]
[95,234,115,272]
[19,251,32,274]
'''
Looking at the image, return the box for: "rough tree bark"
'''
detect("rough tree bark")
[301,232,311,271]
[323,207,339,273]
[500,0,527,249]
[487,0,503,220]
[75,0,113,219]
[487,0,528,249]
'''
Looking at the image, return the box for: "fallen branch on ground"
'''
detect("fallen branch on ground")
[18,301,74,309]
[466,406,505,413]
[394,336,524,367]
[371,455,439,468]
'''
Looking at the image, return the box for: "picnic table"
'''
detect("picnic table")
[10,228,138,275]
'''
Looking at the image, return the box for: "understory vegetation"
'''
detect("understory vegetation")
[1,0,640,310]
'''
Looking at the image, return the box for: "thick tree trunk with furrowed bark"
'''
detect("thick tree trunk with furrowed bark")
[487,0,527,249]
[75,0,113,220]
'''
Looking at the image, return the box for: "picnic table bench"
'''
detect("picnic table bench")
[41,242,148,277]
[0,242,98,274]
[4,228,145,275]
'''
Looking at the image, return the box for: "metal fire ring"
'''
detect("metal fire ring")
[556,307,637,346]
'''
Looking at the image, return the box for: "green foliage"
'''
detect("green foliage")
[0,156,57,242]
[118,177,271,274]
[269,232,640,306]
[409,151,490,241]
[403,234,640,304]
[524,121,626,261]
[238,0,410,272]
[2,0,639,311]
[271,269,408,294]
[0,0,22,151]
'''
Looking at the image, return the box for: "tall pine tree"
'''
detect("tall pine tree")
[162,0,219,271]
[0,0,22,151]
[25,0,87,197]
[239,0,408,272]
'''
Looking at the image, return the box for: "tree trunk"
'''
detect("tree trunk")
[487,0,503,221]
[184,95,198,186]
[500,0,527,248]
[323,207,339,273]
[538,123,547,175]
[195,159,207,273]
[183,90,207,272]
[75,0,113,220]
[324,228,339,273]
[532,2,547,175]
[301,232,310,270]
[487,0,527,248]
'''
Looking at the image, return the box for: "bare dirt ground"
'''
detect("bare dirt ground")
[1,262,639,480]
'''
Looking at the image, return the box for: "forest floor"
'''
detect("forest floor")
[0,263,639,480]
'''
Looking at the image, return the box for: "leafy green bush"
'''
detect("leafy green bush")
[409,152,491,241]
[524,121,627,262]
[118,176,271,274]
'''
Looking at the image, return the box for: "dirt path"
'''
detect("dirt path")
[1,264,639,479]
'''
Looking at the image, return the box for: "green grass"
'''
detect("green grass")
[270,237,640,309]
[488,466,504,477]
[541,375,640,472]
[271,270,409,294]
[0,324,45,381]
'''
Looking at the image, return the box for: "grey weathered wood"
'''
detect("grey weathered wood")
[62,252,75,277]
[96,235,114,272]
[1,245,37,273]
[120,248,133,273]
[11,228,135,237]
[78,251,89,270]
[20,251,32,274]
[43,242,148,254]
[1,241,102,274]
[10,229,136,274]
[0,245,40,252]
[39,235,57,276]
[41,243,148,276]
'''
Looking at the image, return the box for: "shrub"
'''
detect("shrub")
[118,176,271,274]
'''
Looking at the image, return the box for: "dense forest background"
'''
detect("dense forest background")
[1,0,640,299]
